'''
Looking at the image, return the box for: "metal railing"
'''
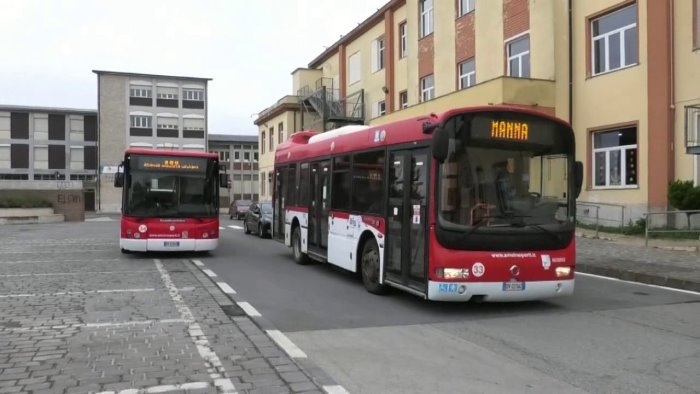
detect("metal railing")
[644,209,700,247]
[576,201,627,238]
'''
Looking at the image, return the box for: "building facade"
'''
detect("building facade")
[208,134,259,206]
[254,96,302,201]
[256,0,700,223]
[0,105,98,210]
[93,70,211,212]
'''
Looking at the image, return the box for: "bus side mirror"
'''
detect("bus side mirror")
[219,173,229,189]
[431,127,449,163]
[574,161,583,198]
[114,172,124,188]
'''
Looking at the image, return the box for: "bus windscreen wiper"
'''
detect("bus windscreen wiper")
[464,214,523,237]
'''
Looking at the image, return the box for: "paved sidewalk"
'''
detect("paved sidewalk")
[0,224,337,394]
[576,229,700,292]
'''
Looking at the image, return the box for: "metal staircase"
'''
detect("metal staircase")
[298,78,365,132]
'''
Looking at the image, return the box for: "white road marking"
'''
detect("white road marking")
[266,329,307,358]
[84,319,191,328]
[217,282,236,294]
[237,302,261,317]
[0,258,121,265]
[227,225,244,230]
[191,259,205,267]
[1,249,114,254]
[202,269,217,278]
[0,270,154,277]
[219,226,225,230]
[577,272,700,296]
[154,259,236,394]
[323,385,351,394]
[0,288,155,299]
[97,382,210,394]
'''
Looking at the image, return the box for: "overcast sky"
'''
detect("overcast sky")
[0,0,388,135]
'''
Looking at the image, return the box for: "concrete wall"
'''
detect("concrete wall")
[98,74,128,213]
[0,180,84,221]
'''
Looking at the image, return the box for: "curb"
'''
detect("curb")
[576,263,700,293]
[184,258,345,393]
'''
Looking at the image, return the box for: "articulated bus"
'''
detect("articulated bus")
[114,148,225,253]
[273,106,583,302]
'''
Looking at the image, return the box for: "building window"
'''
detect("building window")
[420,0,434,38]
[261,172,266,196]
[244,151,250,162]
[372,36,385,72]
[399,91,408,109]
[459,0,474,17]
[219,151,230,162]
[695,0,700,48]
[458,58,476,89]
[269,127,274,152]
[399,22,407,58]
[254,152,258,162]
[130,115,152,128]
[348,52,361,85]
[130,86,152,98]
[183,89,204,101]
[375,101,386,117]
[592,126,638,188]
[507,34,530,78]
[234,151,240,162]
[278,122,284,144]
[591,4,638,75]
[421,74,435,102]
[261,132,266,154]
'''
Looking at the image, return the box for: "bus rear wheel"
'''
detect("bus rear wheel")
[361,238,386,294]
[292,226,309,265]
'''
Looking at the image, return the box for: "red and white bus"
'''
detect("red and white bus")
[273,106,583,302]
[114,148,224,253]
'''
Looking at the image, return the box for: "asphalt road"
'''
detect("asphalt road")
[206,217,700,394]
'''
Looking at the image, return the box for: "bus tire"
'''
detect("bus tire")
[292,226,309,265]
[360,238,386,295]
[120,248,130,254]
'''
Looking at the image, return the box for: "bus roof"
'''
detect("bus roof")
[274,105,571,164]
[125,148,218,159]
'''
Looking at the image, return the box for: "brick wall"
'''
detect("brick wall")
[418,35,435,78]
[455,12,476,62]
[503,0,530,39]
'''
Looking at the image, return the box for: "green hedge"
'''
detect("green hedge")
[0,198,54,209]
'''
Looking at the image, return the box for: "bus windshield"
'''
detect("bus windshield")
[437,112,575,234]
[123,155,217,218]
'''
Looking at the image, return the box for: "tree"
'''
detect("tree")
[667,180,700,228]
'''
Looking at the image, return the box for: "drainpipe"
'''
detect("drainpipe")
[568,0,573,126]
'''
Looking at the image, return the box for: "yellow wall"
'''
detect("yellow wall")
[405,0,420,106]
[433,0,456,97]
[552,0,572,121]
[475,0,505,84]
[572,0,649,211]
[257,109,300,200]
[292,68,323,94]
[673,0,700,184]
[343,19,387,119]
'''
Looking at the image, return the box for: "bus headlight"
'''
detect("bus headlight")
[436,268,469,279]
[555,267,572,277]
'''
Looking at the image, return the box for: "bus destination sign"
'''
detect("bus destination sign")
[490,120,528,141]
[132,155,207,173]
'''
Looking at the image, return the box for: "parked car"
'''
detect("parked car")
[229,199,252,220]
[243,201,273,238]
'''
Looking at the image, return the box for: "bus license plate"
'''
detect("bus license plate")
[164,241,180,247]
[503,281,525,291]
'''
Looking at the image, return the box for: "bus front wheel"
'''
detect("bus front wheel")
[292,226,309,265]
[361,238,386,295]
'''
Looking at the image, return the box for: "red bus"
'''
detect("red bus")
[114,148,224,253]
[273,106,583,302]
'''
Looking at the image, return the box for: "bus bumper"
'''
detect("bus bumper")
[120,238,218,252]
[427,279,574,302]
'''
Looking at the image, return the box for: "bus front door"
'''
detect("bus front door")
[308,160,330,253]
[385,148,428,293]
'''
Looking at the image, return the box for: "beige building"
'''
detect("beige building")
[256,0,700,223]
[93,70,211,213]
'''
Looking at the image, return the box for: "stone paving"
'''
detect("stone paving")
[0,223,329,394]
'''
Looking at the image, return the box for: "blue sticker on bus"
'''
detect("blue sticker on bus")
[439,283,459,293]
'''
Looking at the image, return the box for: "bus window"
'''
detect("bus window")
[332,155,351,211]
[299,163,310,207]
[287,164,297,207]
[352,150,385,215]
